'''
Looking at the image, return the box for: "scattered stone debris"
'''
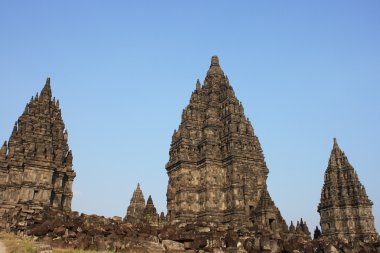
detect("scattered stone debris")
[6,207,380,252]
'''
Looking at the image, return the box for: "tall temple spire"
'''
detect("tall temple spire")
[143,195,158,226]
[318,138,378,241]
[124,183,146,222]
[166,56,285,233]
[0,78,76,228]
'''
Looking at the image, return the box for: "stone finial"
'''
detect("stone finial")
[329,137,345,167]
[302,221,310,235]
[313,226,322,240]
[12,121,18,134]
[65,150,73,166]
[0,141,7,158]
[206,55,224,77]
[289,221,295,232]
[211,55,220,67]
[40,77,52,101]
[147,195,153,205]
[196,79,201,90]
[296,221,301,232]
[332,137,342,153]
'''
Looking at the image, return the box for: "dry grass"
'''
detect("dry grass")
[54,249,113,253]
[0,232,113,253]
[54,248,115,253]
[0,232,37,253]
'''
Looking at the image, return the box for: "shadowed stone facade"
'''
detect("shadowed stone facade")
[165,56,286,232]
[0,78,75,227]
[318,138,378,241]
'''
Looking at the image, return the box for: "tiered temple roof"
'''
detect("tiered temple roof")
[165,56,286,232]
[125,183,146,222]
[0,78,75,227]
[318,138,377,240]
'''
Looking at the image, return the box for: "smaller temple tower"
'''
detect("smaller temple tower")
[125,184,159,226]
[124,183,145,223]
[143,195,159,227]
[318,138,378,241]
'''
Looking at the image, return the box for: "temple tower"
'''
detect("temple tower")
[166,56,286,231]
[124,183,146,222]
[143,195,159,226]
[0,78,75,226]
[318,138,378,241]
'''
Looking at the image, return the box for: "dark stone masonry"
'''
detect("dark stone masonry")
[318,138,377,241]
[0,78,75,228]
[0,57,379,252]
[166,56,286,234]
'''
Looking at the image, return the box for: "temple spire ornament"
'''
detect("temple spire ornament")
[40,77,52,101]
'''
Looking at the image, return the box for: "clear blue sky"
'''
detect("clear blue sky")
[1,1,379,232]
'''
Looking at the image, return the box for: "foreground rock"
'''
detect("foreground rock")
[4,207,379,252]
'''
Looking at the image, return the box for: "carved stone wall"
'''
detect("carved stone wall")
[0,78,75,227]
[318,138,378,241]
[166,56,286,232]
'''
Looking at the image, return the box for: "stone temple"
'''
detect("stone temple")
[0,58,379,252]
[125,183,146,223]
[124,183,161,227]
[165,56,287,232]
[0,78,75,228]
[318,138,377,241]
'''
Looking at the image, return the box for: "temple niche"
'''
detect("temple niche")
[165,56,286,233]
[0,78,75,228]
[318,138,378,241]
